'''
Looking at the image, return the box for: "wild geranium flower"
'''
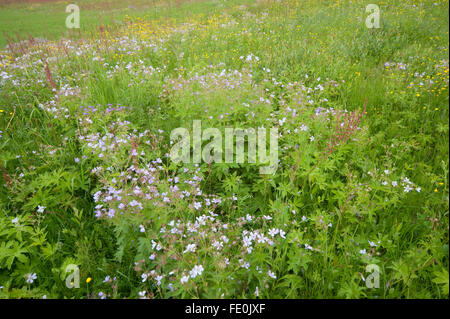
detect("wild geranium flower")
[180,275,189,284]
[25,273,37,284]
[183,243,196,254]
[189,265,204,278]
[404,185,413,193]
[193,202,202,210]
[37,205,46,213]
[268,228,279,237]
[155,275,163,286]
[268,270,276,279]
[138,291,147,299]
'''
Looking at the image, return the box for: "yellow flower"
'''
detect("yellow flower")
[86,277,92,283]
[434,188,438,192]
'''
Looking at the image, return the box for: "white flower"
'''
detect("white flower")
[193,202,202,210]
[368,241,378,247]
[255,286,259,297]
[37,205,46,213]
[189,265,204,278]
[268,270,276,279]
[305,243,313,250]
[139,225,145,233]
[359,249,367,254]
[183,244,196,254]
[392,181,398,187]
[268,228,279,237]
[309,136,315,142]
[11,217,19,225]
[155,275,163,286]
[404,185,413,193]
[141,273,148,282]
[25,273,37,284]
[180,275,190,284]
[138,291,147,299]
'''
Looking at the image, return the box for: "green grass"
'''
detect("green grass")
[0,0,448,299]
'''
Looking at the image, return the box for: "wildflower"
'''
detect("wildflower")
[368,241,377,247]
[86,277,92,283]
[11,217,19,225]
[392,181,398,187]
[359,249,367,254]
[189,265,204,278]
[193,202,202,210]
[268,228,279,237]
[180,275,190,284]
[139,225,145,233]
[268,270,276,279]
[404,185,413,193]
[155,275,163,286]
[305,244,313,250]
[183,243,196,254]
[255,286,259,297]
[37,205,46,213]
[25,273,37,284]
[138,291,147,299]
[98,291,107,299]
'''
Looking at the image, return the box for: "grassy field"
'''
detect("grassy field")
[0,0,448,299]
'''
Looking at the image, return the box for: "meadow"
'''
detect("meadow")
[0,0,448,299]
